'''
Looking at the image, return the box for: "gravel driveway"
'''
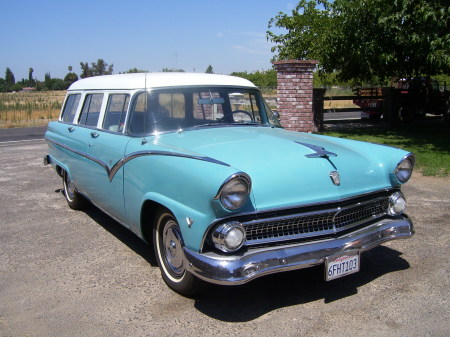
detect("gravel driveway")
[1,140,449,337]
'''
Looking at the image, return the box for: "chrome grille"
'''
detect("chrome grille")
[244,211,336,241]
[335,199,389,229]
[242,196,390,245]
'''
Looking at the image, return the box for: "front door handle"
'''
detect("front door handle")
[90,132,99,138]
[68,126,75,132]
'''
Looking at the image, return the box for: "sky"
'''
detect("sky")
[1,0,296,81]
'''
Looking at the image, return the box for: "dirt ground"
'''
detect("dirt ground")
[0,140,449,337]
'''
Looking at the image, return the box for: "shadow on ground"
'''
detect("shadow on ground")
[80,201,158,267]
[192,246,409,321]
[79,199,410,322]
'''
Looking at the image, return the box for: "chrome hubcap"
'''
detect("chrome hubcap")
[64,173,76,201]
[162,220,185,277]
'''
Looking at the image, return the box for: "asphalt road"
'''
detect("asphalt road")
[0,126,47,142]
[0,140,449,337]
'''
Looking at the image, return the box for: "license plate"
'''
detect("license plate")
[325,253,360,281]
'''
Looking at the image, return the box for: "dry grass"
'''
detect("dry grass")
[323,99,358,109]
[0,91,65,128]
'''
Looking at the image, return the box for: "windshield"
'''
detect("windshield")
[126,87,281,134]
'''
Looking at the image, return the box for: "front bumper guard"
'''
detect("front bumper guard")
[183,216,414,285]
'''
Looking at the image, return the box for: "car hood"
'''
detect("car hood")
[155,126,405,211]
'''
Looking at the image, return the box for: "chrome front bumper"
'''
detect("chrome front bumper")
[183,216,414,285]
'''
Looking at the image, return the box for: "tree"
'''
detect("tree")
[161,67,185,72]
[267,0,333,62]
[123,68,148,73]
[44,72,52,89]
[80,59,114,78]
[91,59,113,76]
[51,79,66,90]
[80,62,92,78]
[230,69,277,87]
[64,70,79,88]
[5,68,15,92]
[11,83,23,92]
[28,68,34,87]
[205,65,214,73]
[267,0,450,82]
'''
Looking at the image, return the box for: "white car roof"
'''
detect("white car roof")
[68,72,257,91]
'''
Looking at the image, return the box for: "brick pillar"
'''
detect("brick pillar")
[273,60,319,132]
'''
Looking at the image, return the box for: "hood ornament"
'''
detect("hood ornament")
[330,171,340,186]
[295,142,337,158]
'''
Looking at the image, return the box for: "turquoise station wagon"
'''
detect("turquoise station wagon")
[44,73,415,295]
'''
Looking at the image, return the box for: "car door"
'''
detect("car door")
[82,93,131,224]
[56,92,94,197]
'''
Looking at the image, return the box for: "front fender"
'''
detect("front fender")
[134,192,213,252]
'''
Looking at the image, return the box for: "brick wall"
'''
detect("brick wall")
[273,60,319,132]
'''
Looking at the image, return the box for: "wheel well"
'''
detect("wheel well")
[141,200,166,244]
[56,165,64,178]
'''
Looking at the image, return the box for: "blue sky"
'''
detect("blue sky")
[1,0,295,81]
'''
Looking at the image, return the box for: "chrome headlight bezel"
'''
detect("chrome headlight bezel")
[387,192,407,216]
[211,221,246,252]
[394,154,415,184]
[214,173,251,210]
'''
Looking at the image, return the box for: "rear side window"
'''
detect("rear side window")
[159,93,185,119]
[78,94,104,127]
[61,94,81,123]
[103,94,130,132]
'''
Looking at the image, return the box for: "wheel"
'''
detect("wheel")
[63,170,86,210]
[368,113,382,121]
[153,209,203,296]
[398,106,412,123]
[219,110,254,123]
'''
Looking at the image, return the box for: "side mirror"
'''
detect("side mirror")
[273,110,280,119]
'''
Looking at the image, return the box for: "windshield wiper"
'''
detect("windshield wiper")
[230,121,260,125]
[192,121,262,128]
[192,123,228,128]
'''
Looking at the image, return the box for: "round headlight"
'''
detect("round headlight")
[215,173,251,210]
[387,192,407,216]
[212,222,246,252]
[394,155,415,183]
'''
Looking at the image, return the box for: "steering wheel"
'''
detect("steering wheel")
[219,110,254,122]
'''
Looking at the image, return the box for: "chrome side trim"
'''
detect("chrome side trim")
[184,216,414,285]
[45,137,230,182]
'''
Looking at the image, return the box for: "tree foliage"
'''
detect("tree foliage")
[268,0,332,61]
[80,59,114,78]
[4,68,15,91]
[205,65,214,73]
[268,0,450,82]
[28,68,34,87]
[64,71,79,87]
[161,68,185,72]
[230,69,277,87]
[123,68,148,73]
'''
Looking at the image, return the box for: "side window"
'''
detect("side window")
[230,92,262,122]
[159,93,185,119]
[193,91,224,121]
[78,93,104,127]
[61,94,81,123]
[103,94,130,132]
